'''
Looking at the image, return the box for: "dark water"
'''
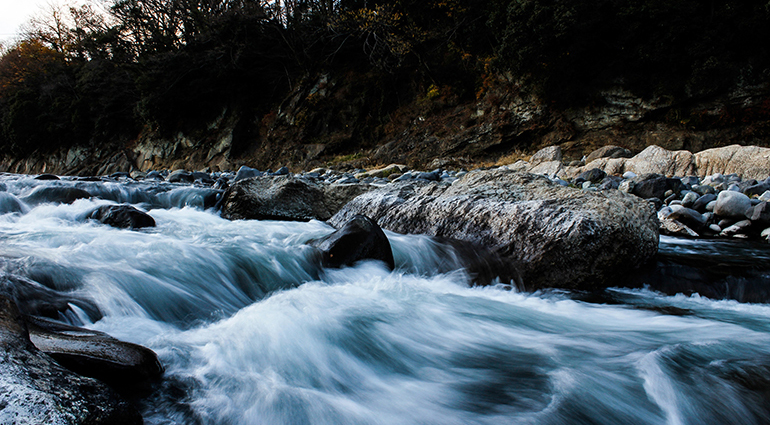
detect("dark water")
[1,174,769,425]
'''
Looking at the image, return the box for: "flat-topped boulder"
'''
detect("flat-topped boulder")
[0,296,142,425]
[330,169,659,291]
[220,175,373,221]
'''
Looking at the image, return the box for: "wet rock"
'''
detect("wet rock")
[714,191,752,218]
[659,217,699,237]
[220,175,373,221]
[191,171,213,184]
[34,174,60,180]
[26,315,164,392]
[21,186,91,206]
[1,274,101,323]
[309,215,394,269]
[145,170,164,181]
[598,176,620,190]
[109,172,131,180]
[213,177,229,191]
[0,192,25,214]
[330,170,658,291]
[0,296,143,425]
[167,170,194,183]
[89,205,156,229]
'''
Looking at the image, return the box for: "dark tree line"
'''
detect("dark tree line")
[1,0,769,156]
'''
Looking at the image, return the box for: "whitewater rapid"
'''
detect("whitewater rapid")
[1,174,769,425]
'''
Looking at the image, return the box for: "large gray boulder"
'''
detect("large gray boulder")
[330,170,659,291]
[220,175,372,221]
[714,190,752,218]
[0,296,142,425]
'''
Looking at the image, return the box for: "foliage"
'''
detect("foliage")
[1,0,769,157]
[490,0,770,104]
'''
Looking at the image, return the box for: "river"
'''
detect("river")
[1,173,769,425]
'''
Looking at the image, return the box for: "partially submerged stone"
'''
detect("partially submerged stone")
[331,170,659,291]
[26,315,164,392]
[220,175,373,221]
[309,215,395,269]
[0,296,142,425]
[89,204,156,229]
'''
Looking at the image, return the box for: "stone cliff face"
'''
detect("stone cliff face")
[2,73,769,175]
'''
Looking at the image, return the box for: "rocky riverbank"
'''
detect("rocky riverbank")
[2,143,770,423]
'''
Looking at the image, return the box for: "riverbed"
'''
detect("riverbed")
[1,174,769,425]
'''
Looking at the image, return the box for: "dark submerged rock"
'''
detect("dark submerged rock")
[1,273,102,323]
[310,215,395,269]
[331,170,659,291]
[0,192,25,214]
[167,170,194,183]
[26,315,164,393]
[0,296,143,425]
[437,238,522,287]
[34,174,60,180]
[21,186,91,206]
[89,205,156,229]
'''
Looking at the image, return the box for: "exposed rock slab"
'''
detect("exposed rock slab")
[569,144,770,180]
[330,170,659,291]
[220,175,373,221]
[694,145,770,180]
[0,296,142,425]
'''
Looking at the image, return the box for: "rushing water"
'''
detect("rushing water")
[1,174,770,425]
